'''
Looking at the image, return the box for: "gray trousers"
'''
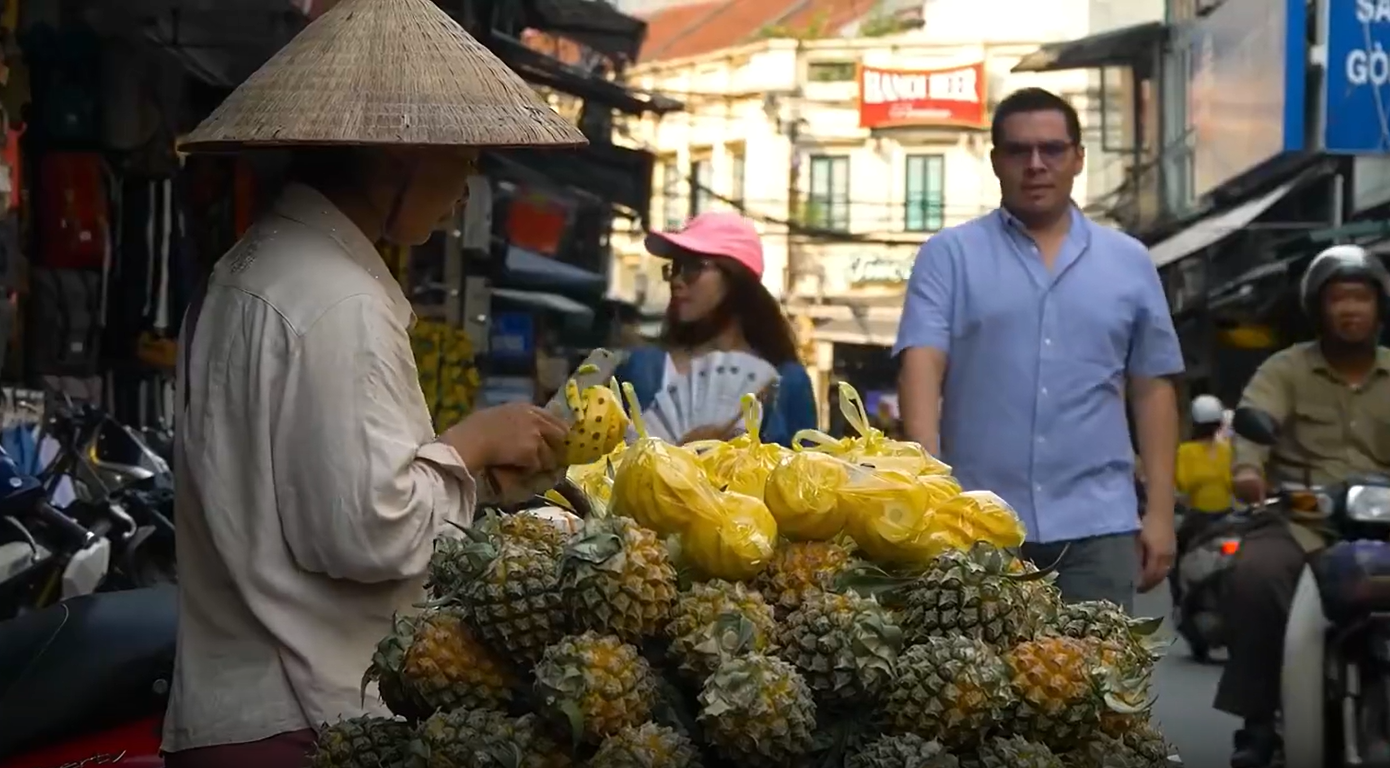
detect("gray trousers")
[1021,533,1140,614]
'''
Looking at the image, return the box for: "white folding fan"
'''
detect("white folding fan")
[652,351,778,440]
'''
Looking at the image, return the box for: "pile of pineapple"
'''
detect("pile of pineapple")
[311,385,1180,768]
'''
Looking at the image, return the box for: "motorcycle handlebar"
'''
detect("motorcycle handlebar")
[31,502,96,550]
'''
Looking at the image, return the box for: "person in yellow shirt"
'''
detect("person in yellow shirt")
[1170,394,1234,602]
[1177,394,1236,515]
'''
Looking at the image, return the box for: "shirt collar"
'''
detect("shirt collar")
[997,203,1090,246]
[1305,343,1390,378]
[272,183,414,327]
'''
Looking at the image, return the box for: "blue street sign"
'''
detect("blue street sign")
[1324,0,1390,152]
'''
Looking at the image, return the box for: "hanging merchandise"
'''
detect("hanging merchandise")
[36,152,109,270]
[505,187,571,257]
[26,269,102,376]
[409,319,480,430]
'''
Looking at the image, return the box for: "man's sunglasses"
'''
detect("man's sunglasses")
[995,140,1076,164]
[662,257,714,283]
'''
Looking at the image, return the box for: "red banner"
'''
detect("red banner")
[858,63,987,129]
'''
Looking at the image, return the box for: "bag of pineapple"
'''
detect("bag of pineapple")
[610,381,725,536]
[793,381,952,477]
[679,486,779,581]
[688,395,790,500]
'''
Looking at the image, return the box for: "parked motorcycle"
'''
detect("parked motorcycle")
[1232,406,1390,768]
[1172,508,1246,662]
[41,403,176,589]
[0,585,175,766]
[0,447,113,620]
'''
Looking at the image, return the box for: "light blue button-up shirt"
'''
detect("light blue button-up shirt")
[893,207,1183,543]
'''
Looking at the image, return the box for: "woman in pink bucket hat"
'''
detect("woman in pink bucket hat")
[614,211,816,445]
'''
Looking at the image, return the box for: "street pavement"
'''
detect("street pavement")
[1134,586,1241,767]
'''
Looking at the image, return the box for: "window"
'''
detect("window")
[807,61,857,82]
[660,158,682,230]
[807,155,850,231]
[729,147,746,209]
[689,157,715,216]
[904,154,945,232]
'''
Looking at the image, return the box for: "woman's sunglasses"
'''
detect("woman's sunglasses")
[662,257,714,283]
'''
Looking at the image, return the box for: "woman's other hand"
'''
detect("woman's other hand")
[442,403,568,473]
[680,418,740,445]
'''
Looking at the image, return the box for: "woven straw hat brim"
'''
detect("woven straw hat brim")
[180,0,587,152]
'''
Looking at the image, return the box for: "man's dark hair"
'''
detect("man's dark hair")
[990,87,1083,146]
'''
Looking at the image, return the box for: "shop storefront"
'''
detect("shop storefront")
[0,0,681,443]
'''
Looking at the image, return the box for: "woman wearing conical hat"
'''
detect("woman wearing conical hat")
[163,1,586,765]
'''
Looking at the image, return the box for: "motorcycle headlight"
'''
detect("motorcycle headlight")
[1347,485,1390,523]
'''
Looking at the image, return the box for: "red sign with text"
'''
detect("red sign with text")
[858,63,987,129]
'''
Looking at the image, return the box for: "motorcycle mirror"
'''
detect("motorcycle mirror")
[1232,406,1280,447]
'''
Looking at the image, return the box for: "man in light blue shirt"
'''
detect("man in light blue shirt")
[894,88,1183,613]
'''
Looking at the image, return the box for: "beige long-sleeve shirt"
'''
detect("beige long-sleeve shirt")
[162,184,477,752]
[1234,341,1390,486]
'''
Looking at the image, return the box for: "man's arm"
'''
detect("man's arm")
[894,237,955,454]
[1127,258,1186,529]
[1232,353,1294,473]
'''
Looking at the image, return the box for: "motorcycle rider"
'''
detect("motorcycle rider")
[1170,393,1232,602]
[1218,244,1390,768]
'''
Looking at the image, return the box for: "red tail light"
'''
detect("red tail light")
[1220,539,1241,556]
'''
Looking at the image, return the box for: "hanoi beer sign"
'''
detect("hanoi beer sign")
[858,63,987,129]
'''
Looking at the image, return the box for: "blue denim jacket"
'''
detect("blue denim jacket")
[614,347,817,448]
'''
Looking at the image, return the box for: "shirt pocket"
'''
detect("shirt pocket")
[1290,400,1345,462]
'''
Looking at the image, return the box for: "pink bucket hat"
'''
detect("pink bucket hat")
[645,211,765,278]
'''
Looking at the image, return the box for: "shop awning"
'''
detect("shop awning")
[505,246,607,290]
[815,317,900,347]
[76,0,308,87]
[490,34,684,116]
[527,0,648,64]
[1011,22,1168,73]
[492,287,595,319]
[1148,179,1300,268]
[489,144,657,226]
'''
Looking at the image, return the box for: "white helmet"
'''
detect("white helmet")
[1190,394,1225,425]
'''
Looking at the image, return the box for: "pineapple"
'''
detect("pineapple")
[426,535,474,600]
[667,580,778,679]
[589,723,704,768]
[560,516,678,642]
[362,609,513,720]
[698,653,817,767]
[1052,600,1165,669]
[754,540,852,617]
[450,534,569,666]
[309,716,413,768]
[883,636,1015,748]
[1088,637,1157,739]
[844,733,960,768]
[967,735,1063,768]
[533,631,658,744]
[413,708,571,768]
[777,589,903,707]
[475,510,573,557]
[899,547,1034,648]
[1065,731,1176,768]
[1003,636,1105,750]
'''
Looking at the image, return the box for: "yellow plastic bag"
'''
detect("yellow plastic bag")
[763,450,852,541]
[681,490,779,581]
[793,383,952,477]
[693,396,789,500]
[558,373,630,465]
[931,490,1027,551]
[611,383,723,535]
[553,448,623,511]
[841,469,963,567]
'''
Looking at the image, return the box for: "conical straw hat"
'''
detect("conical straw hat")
[179,0,587,151]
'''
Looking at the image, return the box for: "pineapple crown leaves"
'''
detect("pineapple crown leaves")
[846,601,905,672]
[360,612,416,705]
[834,562,915,604]
[690,611,759,665]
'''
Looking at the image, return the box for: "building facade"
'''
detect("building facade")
[611,0,1164,424]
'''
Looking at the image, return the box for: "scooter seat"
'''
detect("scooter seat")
[0,585,177,758]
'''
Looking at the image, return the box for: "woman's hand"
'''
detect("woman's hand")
[680,419,740,445]
[442,403,568,474]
